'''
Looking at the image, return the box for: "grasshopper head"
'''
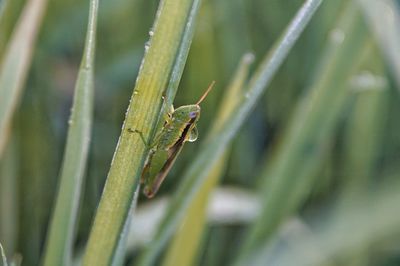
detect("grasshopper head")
[172,81,214,122]
[173,105,201,122]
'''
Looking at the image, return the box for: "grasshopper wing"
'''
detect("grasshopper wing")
[143,118,196,198]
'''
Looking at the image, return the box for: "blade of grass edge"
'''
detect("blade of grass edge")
[82,0,202,265]
[0,0,48,158]
[137,0,324,265]
[42,0,98,265]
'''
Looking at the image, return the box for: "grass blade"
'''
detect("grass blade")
[0,0,25,61]
[340,49,388,196]
[0,139,18,258]
[137,0,324,265]
[0,241,7,266]
[42,0,98,265]
[0,0,48,157]
[161,0,202,111]
[357,0,400,88]
[0,0,7,29]
[82,0,202,265]
[259,183,400,266]
[235,3,371,264]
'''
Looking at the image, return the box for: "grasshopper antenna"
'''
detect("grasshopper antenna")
[196,81,215,105]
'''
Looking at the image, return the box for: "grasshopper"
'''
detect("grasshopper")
[130,81,215,198]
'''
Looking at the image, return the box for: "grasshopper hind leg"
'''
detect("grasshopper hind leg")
[140,149,155,183]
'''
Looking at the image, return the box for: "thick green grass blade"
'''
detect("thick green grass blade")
[159,0,203,124]
[82,0,202,265]
[0,0,48,157]
[137,1,323,265]
[42,0,98,265]
[235,4,371,264]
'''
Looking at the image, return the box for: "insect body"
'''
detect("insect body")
[139,82,214,198]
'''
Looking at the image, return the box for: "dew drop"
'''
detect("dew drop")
[330,28,345,44]
[244,53,255,64]
[350,70,388,91]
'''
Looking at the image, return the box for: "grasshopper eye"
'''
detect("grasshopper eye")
[189,111,197,118]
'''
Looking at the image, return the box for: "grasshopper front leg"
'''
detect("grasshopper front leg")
[127,128,150,146]
[127,100,174,143]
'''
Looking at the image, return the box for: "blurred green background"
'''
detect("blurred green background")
[1,0,400,265]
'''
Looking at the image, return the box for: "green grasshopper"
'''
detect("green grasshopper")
[131,81,215,198]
